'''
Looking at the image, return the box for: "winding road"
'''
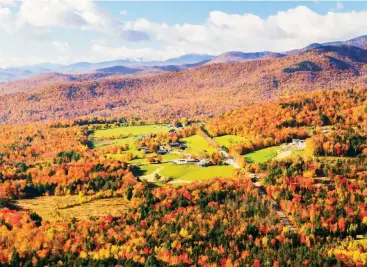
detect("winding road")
[200,127,296,232]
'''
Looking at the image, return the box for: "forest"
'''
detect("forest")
[0,85,366,266]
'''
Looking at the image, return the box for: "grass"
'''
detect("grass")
[160,163,234,181]
[245,146,281,163]
[93,126,226,183]
[94,124,170,138]
[181,135,217,155]
[213,135,248,147]
[94,136,138,149]
[17,195,129,222]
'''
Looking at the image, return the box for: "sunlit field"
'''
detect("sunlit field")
[17,195,129,222]
[213,135,248,147]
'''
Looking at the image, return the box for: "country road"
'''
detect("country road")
[253,180,296,232]
[199,126,296,232]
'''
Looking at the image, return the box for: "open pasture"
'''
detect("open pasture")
[17,195,129,222]
[213,135,248,147]
[93,124,170,138]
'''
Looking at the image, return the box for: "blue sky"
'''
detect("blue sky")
[0,1,367,67]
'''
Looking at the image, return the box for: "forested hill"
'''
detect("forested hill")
[1,44,367,124]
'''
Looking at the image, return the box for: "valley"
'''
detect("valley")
[1,33,367,266]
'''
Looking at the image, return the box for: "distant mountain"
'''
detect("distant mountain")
[163,54,215,65]
[286,43,324,55]
[2,34,367,83]
[343,35,367,49]
[96,66,142,74]
[208,51,286,64]
[0,54,215,82]
[0,68,33,82]
[209,51,268,64]
[288,36,367,56]
[2,43,367,124]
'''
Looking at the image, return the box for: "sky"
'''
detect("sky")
[1,1,367,67]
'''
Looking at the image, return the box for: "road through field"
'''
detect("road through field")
[200,127,296,232]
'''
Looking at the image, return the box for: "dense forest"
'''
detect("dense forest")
[0,84,366,265]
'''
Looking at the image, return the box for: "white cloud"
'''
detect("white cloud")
[52,41,70,52]
[17,0,113,31]
[117,6,367,59]
[0,7,13,32]
[120,10,128,16]
[3,4,367,66]
[1,0,148,41]
[0,0,15,6]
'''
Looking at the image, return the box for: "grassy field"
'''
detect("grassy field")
[213,135,248,147]
[181,135,217,155]
[17,195,129,222]
[94,124,170,138]
[94,136,138,149]
[160,163,234,181]
[93,125,227,183]
[245,146,281,163]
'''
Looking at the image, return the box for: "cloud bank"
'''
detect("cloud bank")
[1,2,367,65]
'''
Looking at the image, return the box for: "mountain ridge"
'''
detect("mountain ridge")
[2,34,367,82]
[1,43,367,124]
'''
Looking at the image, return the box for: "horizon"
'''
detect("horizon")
[1,1,367,68]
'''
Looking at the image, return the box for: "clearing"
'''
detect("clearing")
[93,124,170,139]
[213,135,248,147]
[17,195,129,222]
[93,125,231,183]
[244,146,281,163]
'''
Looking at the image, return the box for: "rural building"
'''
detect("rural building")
[157,147,170,154]
[171,159,199,165]
[137,146,151,153]
[169,142,180,147]
[197,159,210,167]
[179,144,187,150]
[292,139,306,149]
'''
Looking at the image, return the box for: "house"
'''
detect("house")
[179,144,187,150]
[292,139,306,149]
[171,158,199,165]
[137,146,151,153]
[197,159,210,167]
[157,148,170,155]
[169,142,180,147]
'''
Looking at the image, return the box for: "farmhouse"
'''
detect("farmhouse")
[197,159,210,167]
[169,142,180,147]
[292,139,306,149]
[137,146,151,153]
[171,159,199,165]
[157,147,170,154]
[179,144,187,150]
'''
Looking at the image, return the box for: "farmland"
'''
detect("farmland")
[92,124,234,183]
[17,195,129,222]
[213,135,248,147]
[244,146,281,163]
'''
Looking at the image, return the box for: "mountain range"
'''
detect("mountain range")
[0,54,215,82]
[1,36,367,124]
[1,35,367,83]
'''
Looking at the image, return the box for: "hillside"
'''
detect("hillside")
[1,44,367,124]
